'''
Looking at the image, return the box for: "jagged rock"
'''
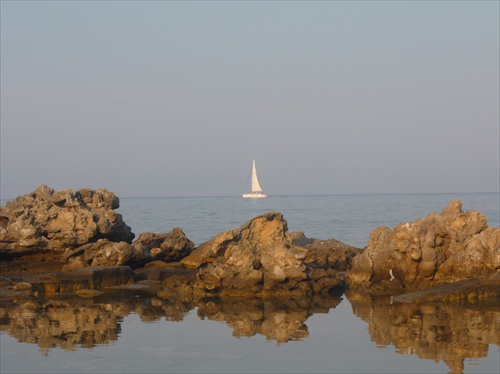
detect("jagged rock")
[0,185,134,254]
[133,228,194,262]
[346,200,499,292]
[175,212,342,297]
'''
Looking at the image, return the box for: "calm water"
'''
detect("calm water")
[1,193,499,374]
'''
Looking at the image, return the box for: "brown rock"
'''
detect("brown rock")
[347,200,499,292]
[176,212,342,297]
[0,185,134,254]
[290,232,362,271]
[133,228,194,262]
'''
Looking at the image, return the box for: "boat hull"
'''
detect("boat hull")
[242,193,267,198]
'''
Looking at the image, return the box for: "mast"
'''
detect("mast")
[251,159,263,193]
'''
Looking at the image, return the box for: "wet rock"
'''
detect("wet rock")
[346,200,499,292]
[0,185,134,254]
[13,282,32,291]
[157,267,198,299]
[392,273,500,304]
[21,266,136,295]
[176,212,342,297]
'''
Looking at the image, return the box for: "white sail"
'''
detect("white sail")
[243,159,267,198]
[251,159,263,193]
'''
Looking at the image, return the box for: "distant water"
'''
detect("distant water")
[1,193,499,374]
[116,193,500,247]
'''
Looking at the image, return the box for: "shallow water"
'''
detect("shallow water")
[1,193,499,373]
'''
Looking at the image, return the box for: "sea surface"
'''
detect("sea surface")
[1,193,499,374]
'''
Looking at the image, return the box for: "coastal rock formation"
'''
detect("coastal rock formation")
[62,228,194,270]
[346,200,499,291]
[0,185,134,254]
[133,229,194,262]
[170,212,343,297]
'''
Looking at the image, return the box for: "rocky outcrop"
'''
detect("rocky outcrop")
[168,212,343,297]
[0,185,134,254]
[133,229,194,262]
[346,200,499,292]
[60,229,195,270]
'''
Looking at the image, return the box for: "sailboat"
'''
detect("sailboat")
[242,159,268,198]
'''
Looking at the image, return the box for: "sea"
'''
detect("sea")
[1,193,499,374]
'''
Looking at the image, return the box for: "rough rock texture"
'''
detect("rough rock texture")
[346,200,499,291]
[62,239,148,270]
[0,185,134,254]
[133,229,194,262]
[173,212,342,297]
[290,232,362,271]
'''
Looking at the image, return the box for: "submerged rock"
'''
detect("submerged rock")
[346,200,499,292]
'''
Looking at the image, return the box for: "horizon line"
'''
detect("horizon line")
[1,191,499,202]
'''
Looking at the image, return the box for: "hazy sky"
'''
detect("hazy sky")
[1,1,499,198]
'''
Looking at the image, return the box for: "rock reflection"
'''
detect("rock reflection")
[0,297,129,352]
[346,291,500,374]
[0,293,342,352]
[197,295,342,344]
[0,295,196,353]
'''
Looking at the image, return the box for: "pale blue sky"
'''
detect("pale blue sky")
[1,1,499,198]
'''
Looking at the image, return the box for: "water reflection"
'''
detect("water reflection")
[197,296,341,344]
[346,292,500,374]
[0,297,129,352]
[0,293,341,351]
[1,293,498,373]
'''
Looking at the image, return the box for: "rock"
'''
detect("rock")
[29,266,135,294]
[175,212,342,297]
[13,282,32,291]
[75,289,104,297]
[133,229,194,262]
[290,232,362,271]
[346,200,499,292]
[392,273,500,304]
[157,267,198,299]
[0,185,134,254]
[63,239,149,268]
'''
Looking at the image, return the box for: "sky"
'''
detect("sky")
[1,1,499,198]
